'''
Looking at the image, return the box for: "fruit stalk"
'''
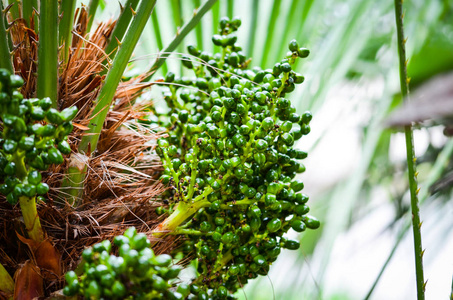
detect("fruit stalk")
[12,154,44,242]
[153,188,212,238]
[19,196,44,242]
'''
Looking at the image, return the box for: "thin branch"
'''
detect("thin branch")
[365,139,453,299]
[395,1,425,298]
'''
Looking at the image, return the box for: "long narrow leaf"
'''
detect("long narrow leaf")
[259,0,282,68]
[246,0,258,57]
[227,0,233,19]
[273,0,299,59]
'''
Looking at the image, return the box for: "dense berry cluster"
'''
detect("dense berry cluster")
[64,227,193,299]
[0,69,77,204]
[153,17,319,297]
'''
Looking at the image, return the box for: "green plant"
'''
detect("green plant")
[0,0,218,297]
[64,17,319,299]
[0,69,76,243]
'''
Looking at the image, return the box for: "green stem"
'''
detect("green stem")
[0,2,13,73]
[144,0,218,81]
[59,0,77,64]
[0,263,14,295]
[37,0,59,107]
[12,152,45,243]
[153,186,213,239]
[171,228,212,236]
[12,153,27,180]
[103,0,140,61]
[19,196,44,243]
[63,0,157,205]
[150,9,167,75]
[153,199,210,238]
[80,0,156,152]
[86,0,100,33]
[394,0,425,299]
[365,138,453,299]
[226,0,233,19]
[22,0,38,27]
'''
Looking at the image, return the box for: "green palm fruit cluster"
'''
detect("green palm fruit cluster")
[63,227,194,300]
[153,16,320,297]
[0,69,77,204]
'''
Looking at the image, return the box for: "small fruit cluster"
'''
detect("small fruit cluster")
[0,69,77,204]
[154,17,319,297]
[64,227,194,299]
